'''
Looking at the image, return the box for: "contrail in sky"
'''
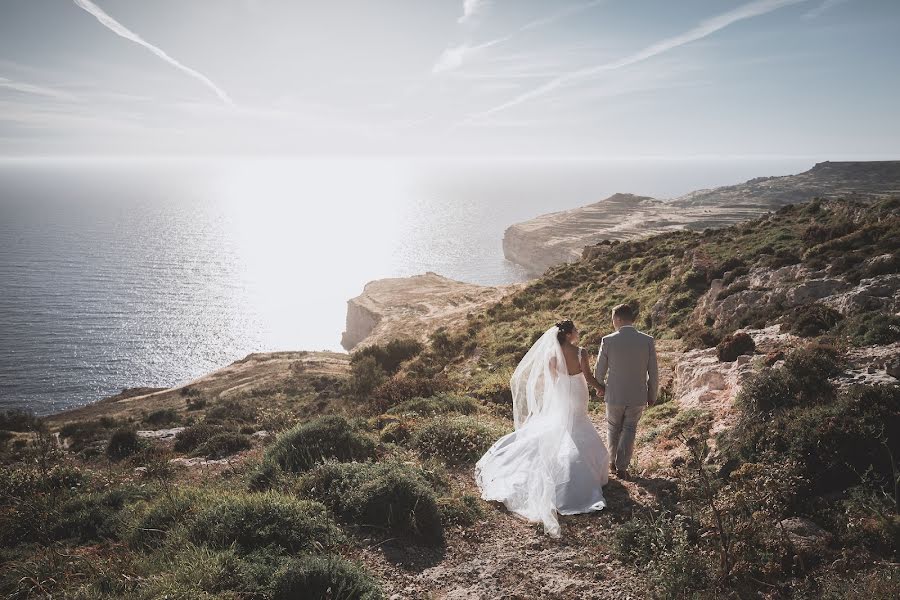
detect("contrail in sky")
[71,0,234,106]
[462,0,807,122]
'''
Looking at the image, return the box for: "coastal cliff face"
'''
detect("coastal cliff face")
[504,161,900,274]
[341,272,520,350]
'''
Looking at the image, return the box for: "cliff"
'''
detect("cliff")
[44,350,350,427]
[503,160,900,274]
[341,272,520,350]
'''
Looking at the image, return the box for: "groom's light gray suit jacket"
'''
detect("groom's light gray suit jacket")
[594,326,659,406]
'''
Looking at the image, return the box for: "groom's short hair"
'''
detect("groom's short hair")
[612,303,636,322]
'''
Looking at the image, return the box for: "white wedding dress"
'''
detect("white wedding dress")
[475,327,610,537]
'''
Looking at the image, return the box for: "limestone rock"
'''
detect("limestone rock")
[341,272,520,350]
[503,161,900,274]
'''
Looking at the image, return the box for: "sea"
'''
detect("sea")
[0,156,814,414]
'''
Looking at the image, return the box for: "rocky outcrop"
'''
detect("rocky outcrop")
[504,161,900,274]
[697,264,900,331]
[672,326,801,434]
[341,272,520,351]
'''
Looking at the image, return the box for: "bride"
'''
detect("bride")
[475,320,609,537]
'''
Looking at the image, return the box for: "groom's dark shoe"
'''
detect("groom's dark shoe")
[610,463,617,476]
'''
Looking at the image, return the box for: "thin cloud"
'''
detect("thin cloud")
[71,0,235,106]
[520,0,606,32]
[0,77,79,102]
[462,0,807,122]
[804,0,851,19]
[436,1,605,73]
[459,0,489,24]
[432,37,511,74]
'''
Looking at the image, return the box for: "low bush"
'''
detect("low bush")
[106,427,142,460]
[205,400,257,425]
[716,332,755,362]
[127,488,205,548]
[272,555,383,600]
[189,492,345,553]
[0,409,42,432]
[725,384,899,493]
[193,432,252,459]
[386,393,479,416]
[737,345,843,413]
[51,486,148,543]
[173,422,225,453]
[349,355,386,398]
[378,420,411,444]
[247,457,282,492]
[613,511,711,598]
[145,408,179,427]
[299,461,443,543]
[352,338,424,375]
[59,417,121,454]
[833,312,900,346]
[782,303,843,337]
[412,416,500,465]
[438,493,483,527]
[680,325,723,350]
[265,415,375,473]
[372,374,453,411]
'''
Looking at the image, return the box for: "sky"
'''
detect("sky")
[0,0,898,157]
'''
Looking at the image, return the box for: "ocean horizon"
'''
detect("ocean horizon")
[0,156,816,415]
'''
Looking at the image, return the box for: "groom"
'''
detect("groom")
[590,303,658,479]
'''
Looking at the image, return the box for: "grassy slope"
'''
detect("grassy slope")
[1,197,898,599]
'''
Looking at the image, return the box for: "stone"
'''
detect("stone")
[136,427,185,440]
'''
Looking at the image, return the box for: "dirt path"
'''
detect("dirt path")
[357,412,674,599]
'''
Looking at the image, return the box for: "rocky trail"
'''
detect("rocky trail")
[357,409,672,600]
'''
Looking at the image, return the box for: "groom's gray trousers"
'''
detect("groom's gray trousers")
[606,404,644,471]
[594,326,658,472]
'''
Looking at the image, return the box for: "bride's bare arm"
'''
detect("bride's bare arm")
[581,347,604,394]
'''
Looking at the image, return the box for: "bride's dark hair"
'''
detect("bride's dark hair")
[555,319,575,344]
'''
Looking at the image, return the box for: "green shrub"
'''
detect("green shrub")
[834,312,900,346]
[737,345,843,412]
[193,432,251,459]
[613,511,710,598]
[205,400,257,425]
[247,458,282,492]
[189,492,345,553]
[438,493,484,527]
[58,418,122,455]
[106,427,142,460]
[782,303,844,337]
[349,355,386,398]
[300,461,444,543]
[725,384,899,494]
[51,486,148,543]
[386,393,479,416]
[352,338,424,375]
[272,555,383,600]
[716,332,755,362]
[378,420,411,444]
[128,488,205,548]
[0,409,42,432]
[372,374,452,410]
[173,423,225,453]
[265,415,375,473]
[145,408,179,427]
[412,416,500,465]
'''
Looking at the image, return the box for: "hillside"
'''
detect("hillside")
[1,196,898,599]
[504,161,900,274]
